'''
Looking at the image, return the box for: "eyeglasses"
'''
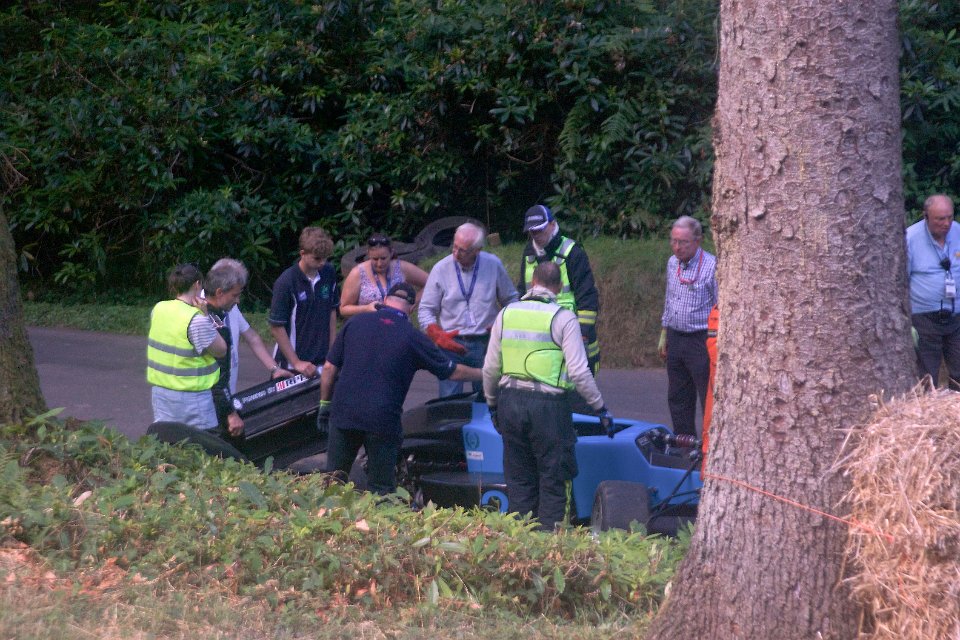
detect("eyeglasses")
[942,257,952,271]
[367,236,391,247]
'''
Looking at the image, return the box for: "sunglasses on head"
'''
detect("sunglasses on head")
[367,236,391,247]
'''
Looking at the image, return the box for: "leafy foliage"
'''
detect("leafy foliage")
[900,1,960,219]
[0,417,687,620]
[2,0,959,297]
[0,0,717,297]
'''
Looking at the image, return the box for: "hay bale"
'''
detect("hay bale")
[842,387,960,640]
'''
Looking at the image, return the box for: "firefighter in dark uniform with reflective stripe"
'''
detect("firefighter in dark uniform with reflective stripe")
[518,205,601,375]
[147,263,227,431]
[483,261,613,531]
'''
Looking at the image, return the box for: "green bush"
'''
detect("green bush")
[1,0,717,297]
[3,0,958,300]
[0,416,688,622]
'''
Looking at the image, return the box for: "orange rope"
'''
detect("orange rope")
[702,471,895,544]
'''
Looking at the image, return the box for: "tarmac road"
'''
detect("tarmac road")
[29,326,675,440]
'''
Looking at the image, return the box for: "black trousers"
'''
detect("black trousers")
[912,311,960,389]
[326,425,402,495]
[666,328,710,437]
[498,387,577,531]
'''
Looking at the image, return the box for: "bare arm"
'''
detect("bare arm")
[270,325,317,377]
[339,265,378,317]
[401,260,429,289]
[204,332,228,358]
[401,260,430,306]
[449,364,482,382]
[320,361,338,401]
[239,327,291,379]
[329,309,337,350]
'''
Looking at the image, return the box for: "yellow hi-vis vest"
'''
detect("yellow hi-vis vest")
[524,236,577,313]
[146,300,220,391]
[500,300,573,391]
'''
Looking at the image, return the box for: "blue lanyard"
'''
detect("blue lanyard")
[373,264,389,301]
[455,257,480,305]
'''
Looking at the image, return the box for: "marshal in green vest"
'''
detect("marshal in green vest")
[500,299,573,391]
[523,236,577,313]
[146,300,220,391]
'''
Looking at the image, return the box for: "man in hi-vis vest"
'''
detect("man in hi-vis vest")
[147,263,227,431]
[518,205,601,375]
[483,261,613,531]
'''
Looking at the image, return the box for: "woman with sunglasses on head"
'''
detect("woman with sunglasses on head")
[339,234,429,318]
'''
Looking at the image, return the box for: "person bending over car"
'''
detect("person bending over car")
[483,261,613,531]
[203,258,293,438]
[319,282,482,495]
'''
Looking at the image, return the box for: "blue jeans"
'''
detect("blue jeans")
[438,335,487,397]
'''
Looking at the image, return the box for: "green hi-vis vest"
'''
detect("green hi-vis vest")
[524,236,576,312]
[501,300,574,391]
[146,300,220,391]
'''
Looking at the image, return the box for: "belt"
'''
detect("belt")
[667,328,707,337]
[458,334,489,341]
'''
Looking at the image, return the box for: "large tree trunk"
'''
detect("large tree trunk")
[0,159,46,423]
[646,2,916,639]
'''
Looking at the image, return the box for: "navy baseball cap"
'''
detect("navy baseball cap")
[387,282,417,305]
[523,204,554,232]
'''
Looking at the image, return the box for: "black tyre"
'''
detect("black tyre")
[590,480,651,533]
[146,421,249,462]
[413,216,483,252]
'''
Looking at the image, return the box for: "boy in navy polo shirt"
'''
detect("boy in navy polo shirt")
[320,282,482,494]
[269,227,339,377]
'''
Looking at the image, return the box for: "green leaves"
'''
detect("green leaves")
[2,0,724,299]
[1,417,689,621]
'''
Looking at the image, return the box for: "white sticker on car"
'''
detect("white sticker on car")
[467,451,484,461]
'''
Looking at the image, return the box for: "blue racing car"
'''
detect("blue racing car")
[149,375,702,534]
[394,394,702,534]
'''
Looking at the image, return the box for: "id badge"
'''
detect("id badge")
[946,276,957,300]
[465,307,477,327]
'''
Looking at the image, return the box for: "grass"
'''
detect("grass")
[24,236,694,367]
[0,416,687,639]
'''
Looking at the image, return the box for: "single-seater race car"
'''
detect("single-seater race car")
[393,394,702,535]
[148,375,702,534]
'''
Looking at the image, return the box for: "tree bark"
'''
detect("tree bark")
[0,169,46,423]
[646,2,916,639]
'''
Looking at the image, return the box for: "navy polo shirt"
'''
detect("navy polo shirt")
[268,261,339,366]
[327,306,457,435]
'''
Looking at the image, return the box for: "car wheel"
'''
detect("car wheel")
[413,215,483,254]
[146,421,249,462]
[347,449,369,492]
[590,480,650,533]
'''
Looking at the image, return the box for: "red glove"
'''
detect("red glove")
[426,324,467,355]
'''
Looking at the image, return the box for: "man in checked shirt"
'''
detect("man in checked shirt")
[658,216,718,438]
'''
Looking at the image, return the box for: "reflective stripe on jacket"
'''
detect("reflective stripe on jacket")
[501,300,573,390]
[523,236,577,312]
[146,300,220,391]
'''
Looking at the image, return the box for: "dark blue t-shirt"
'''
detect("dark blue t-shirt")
[268,261,339,366]
[327,306,457,435]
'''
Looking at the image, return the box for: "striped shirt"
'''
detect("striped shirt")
[661,248,718,332]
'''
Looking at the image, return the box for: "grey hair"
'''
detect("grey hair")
[672,215,703,240]
[456,222,486,249]
[924,194,954,214]
[206,258,248,293]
